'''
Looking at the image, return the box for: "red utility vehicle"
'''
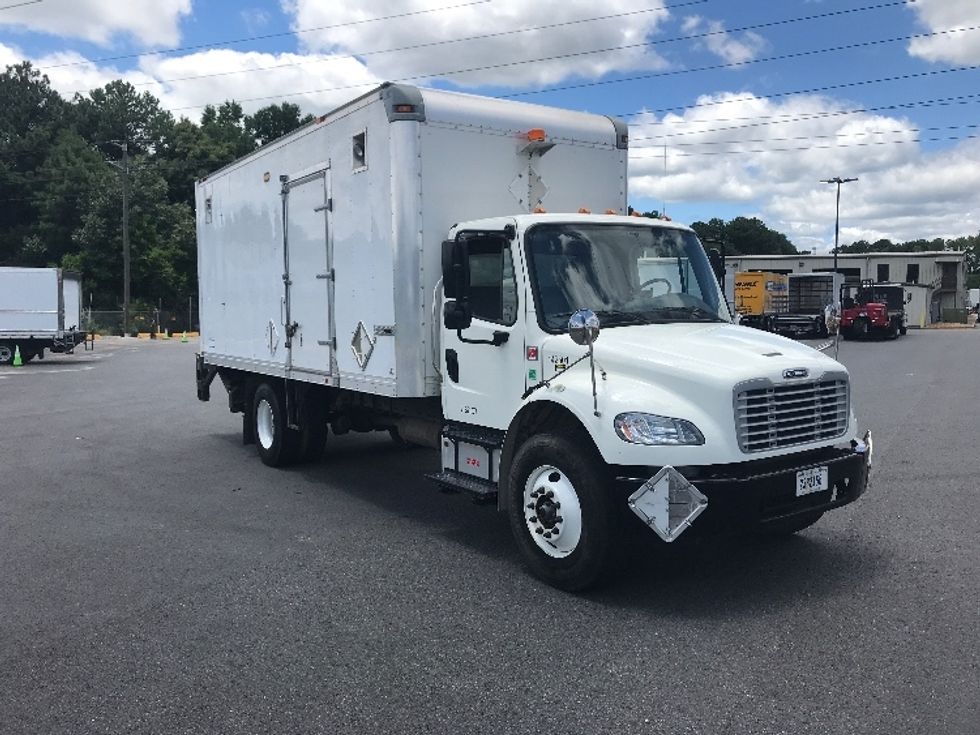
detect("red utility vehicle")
[839,280,907,340]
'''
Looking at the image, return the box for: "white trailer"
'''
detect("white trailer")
[195,84,872,591]
[0,267,87,364]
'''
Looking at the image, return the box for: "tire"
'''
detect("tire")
[899,325,907,336]
[507,433,620,592]
[252,382,300,467]
[758,510,824,536]
[0,343,12,365]
[840,327,853,341]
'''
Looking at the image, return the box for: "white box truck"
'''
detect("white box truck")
[194,84,872,590]
[0,267,87,364]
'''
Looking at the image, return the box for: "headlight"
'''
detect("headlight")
[614,412,705,446]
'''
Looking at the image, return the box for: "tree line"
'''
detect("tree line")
[0,62,312,311]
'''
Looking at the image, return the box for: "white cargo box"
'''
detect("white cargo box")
[196,83,628,398]
[0,267,82,336]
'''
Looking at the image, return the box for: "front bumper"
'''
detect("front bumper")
[618,439,871,538]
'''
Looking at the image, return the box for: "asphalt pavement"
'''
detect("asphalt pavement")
[0,332,978,735]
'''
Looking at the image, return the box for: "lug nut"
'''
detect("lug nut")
[545,490,554,498]
[543,531,552,538]
[535,527,544,535]
[526,503,534,509]
[554,502,561,509]
[555,516,563,523]
[529,516,537,523]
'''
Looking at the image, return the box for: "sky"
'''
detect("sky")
[1,0,979,252]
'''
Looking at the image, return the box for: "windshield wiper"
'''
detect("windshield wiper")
[593,309,650,326]
[650,305,725,322]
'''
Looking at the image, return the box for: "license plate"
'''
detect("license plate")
[796,466,829,496]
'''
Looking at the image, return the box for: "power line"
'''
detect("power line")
[501,26,980,99]
[79,0,707,94]
[36,0,493,70]
[628,92,980,140]
[630,131,980,159]
[629,123,978,153]
[0,0,42,10]
[161,24,980,113]
[611,64,980,121]
[68,0,900,96]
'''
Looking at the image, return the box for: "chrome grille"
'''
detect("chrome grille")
[735,378,848,453]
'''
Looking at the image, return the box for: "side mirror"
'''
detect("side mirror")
[441,238,470,299]
[443,300,472,331]
[707,247,725,285]
[568,309,600,345]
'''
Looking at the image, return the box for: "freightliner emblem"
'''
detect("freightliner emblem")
[783,368,809,379]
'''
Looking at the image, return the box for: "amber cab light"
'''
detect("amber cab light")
[526,128,546,142]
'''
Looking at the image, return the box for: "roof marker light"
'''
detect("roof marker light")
[526,128,546,142]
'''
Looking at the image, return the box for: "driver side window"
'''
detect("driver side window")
[466,237,518,326]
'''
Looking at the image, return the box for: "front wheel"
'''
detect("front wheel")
[507,433,620,592]
[0,343,12,364]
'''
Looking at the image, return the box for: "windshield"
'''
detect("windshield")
[525,223,730,331]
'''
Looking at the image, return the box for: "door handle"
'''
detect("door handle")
[456,329,509,346]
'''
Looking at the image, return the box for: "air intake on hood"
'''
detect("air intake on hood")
[734,377,849,453]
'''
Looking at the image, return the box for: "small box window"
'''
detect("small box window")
[876,263,890,282]
[352,131,366,170]
[906,263,919,284]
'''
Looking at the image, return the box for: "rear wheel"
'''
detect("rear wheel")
[0,343,12,364]
[252,382,300,467]
[507,433,620,592]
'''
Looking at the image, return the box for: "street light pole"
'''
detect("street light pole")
[820,176,858,275]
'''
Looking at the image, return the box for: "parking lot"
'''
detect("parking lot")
[1,331,978,734]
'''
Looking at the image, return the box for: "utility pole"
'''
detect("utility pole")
[820,177,858,275]
[121,141,130,337]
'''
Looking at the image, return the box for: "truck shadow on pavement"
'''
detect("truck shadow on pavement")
[251,432,887,618]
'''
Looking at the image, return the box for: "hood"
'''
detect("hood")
[578,322,842,385]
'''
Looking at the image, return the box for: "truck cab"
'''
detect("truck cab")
[434,214,871,589]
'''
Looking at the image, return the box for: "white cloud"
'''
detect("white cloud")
[680,15,767,66]
[907,0,980,65]
[628,92,980,247]
[7,44,379,119]
[282,0,673,88]
[139,49,380,116]
[0,0,191,47]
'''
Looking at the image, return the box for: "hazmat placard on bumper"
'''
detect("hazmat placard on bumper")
[628,466,708,543]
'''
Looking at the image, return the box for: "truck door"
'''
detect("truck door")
[283,167,335,380]
[442,230,526,431]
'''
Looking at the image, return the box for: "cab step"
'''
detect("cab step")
[443,423,505,449]
[426,469,498,504]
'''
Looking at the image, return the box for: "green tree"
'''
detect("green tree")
[67,159,195,309]
[245,102,314,147]
[73,80,174,160]
[689,216,796,255]
[0,62,67,264]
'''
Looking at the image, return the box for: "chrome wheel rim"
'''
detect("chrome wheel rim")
[0,345,11,363]
[256,398,275,450]
[522,464,583,558]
